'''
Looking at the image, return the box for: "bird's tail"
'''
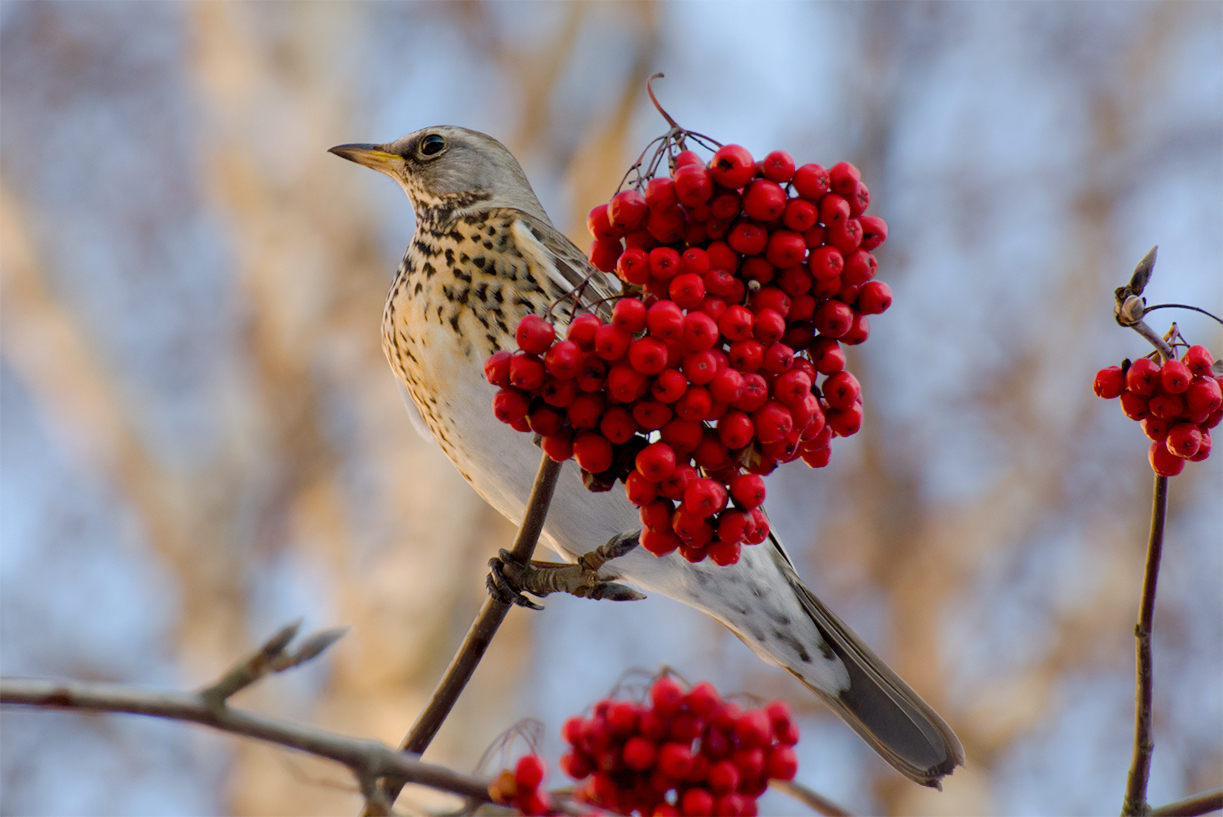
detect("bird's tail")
[775,558,965,788]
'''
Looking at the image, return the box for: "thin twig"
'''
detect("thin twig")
[0,676,492,808]
[1122,474,1169,817]
[770,779,854,816]
[370,453,563,814]
[1150,787,1223,817]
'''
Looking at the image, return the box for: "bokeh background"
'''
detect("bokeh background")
[1,2,1220,815]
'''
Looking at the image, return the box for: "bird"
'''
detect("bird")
[329,126,964,788]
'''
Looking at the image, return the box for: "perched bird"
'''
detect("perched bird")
[330,126,964,787]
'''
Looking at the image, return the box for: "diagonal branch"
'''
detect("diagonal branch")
[370,453,563,814]
[0,676,492,811]
[1150,787,1223,817]
[1122,473,1169,817]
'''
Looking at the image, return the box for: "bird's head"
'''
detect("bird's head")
[329,126,549,223]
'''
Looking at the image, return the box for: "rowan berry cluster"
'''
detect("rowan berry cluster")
[1094,345,1221,476]
[560,676,799,817]
[489,754,553,816]
[485,135,890,566]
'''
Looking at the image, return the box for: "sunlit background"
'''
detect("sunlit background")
[1,3,1220,815]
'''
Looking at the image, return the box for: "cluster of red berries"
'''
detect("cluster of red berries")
[560,676,799,817]
[1094,345,1221,476]
[485,140,889,566]
[489,754,552,816]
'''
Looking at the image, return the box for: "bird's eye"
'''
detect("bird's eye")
[420,134,447,157]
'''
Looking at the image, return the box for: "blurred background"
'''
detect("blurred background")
[1,2,1220,815]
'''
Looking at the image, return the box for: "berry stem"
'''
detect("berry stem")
[1121,473,1168,817]
[647,72,681,131]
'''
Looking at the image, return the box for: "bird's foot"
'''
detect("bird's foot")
[485,531,645,607]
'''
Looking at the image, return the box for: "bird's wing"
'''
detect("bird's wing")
[509,212,621,322]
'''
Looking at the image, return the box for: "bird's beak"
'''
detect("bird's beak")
[328,143,401,177]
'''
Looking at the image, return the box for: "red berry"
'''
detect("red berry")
[484,350,512,386]
[625,470,659,505]
[823,370,862,409]
[842,249,877,286]
[647,205,687,243]
[1166,423,1203,458]
[710,368,747,403]
[515,754,546,789]
[684,478,728,518]
[599,405,637,444]
[1120,391,1150,421]
[718,305,755,342]
[652,369,689,404]
[589,238,622,272]
[1183,345,1215,377]
[753,308,786,345]
[676,386,713,421]
[716,410,755,450]
[1142,417,1171,443]
[492,388,531,424]
[1093,365,1125,399]
[681,788,714,817]
[661,420,704,455]
[617,247,652,285]
[728,340,765,373]
[728,220,768,255]
[859,215,888,251]
[622,736,657,771]
[765,230,807,268]
[1161,359,1193,394]
[760,150,796,183]
[573,432,613,473]
[813,300,854,338]
[544,340,584,380]
[1149,441,1185,476]
[732,373,770,412]
[801,445,831,467]
[1187,377,1223,415]
[645,176,678,210]
[633,400,673,431]
[808,245,844,281]
[710,144,756,189]
[742,179,787,221]
[674,164,714,207]
[829,161,862,198]
[641,527,681,557]
[819,193,851,225]
[1126,357,1161,396]
[528,405,565,436]
[732,747,765,779]
[828,216,864,254]
[629,337,670,376]
[509,352,546,390]
[729,473,766,508]
[792,163,830,200]
[827,402,864,436]
[1149,392,1184,420]
[594,324,632,361]
[607,364,649,403]
[567,393,605,428]
[587,203,619,240]
[637,441,678,482]
[856,280,892,315]
[647,300,685,341]
[782,197,818,232]
[765,746,799,781]
[609,189,648,231]
[809,338,846,374]
[692,434,732,470]
[761,342,795,376]
[752,402,794,444]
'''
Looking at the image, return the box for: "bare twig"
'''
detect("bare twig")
[1150,787,1223,817]
[198,620,349,705]
[770,779,854,816]
[0,676,492,810]
[370,453,563,814]
[1122,474,1169,817]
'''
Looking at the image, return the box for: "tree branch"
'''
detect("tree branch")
[371,453,563,814]
[770,779,854,816]
[1150,787,1223,817]
[1122,473,1169,817]
[0,676,492,810]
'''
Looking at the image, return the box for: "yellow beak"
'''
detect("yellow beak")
[328,143,401,177]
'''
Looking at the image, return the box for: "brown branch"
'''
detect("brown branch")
[371,453,563,814]
[0,676,492,811]
[770,779,854,816]
[1150,787,1223,817]
[1122,473,1169,817]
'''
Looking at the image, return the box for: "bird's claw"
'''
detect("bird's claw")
[485,533,646,606]
[487,551,544,610]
